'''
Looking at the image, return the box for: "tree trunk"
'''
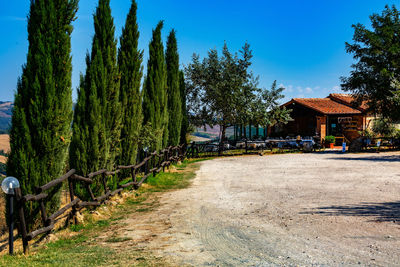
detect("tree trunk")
[219,125,226,156]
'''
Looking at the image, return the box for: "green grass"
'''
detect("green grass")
[0,234,113,267]
[0,158,207,266]
[146,158,209,190]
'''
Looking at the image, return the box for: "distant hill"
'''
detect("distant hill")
[0,101,13,132]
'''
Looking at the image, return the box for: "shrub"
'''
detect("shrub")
[372,118,396,137]
[394,129,400,139]
[358,128,375,139]
[325,135,335,144]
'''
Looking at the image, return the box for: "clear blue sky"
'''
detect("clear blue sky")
[0,0,398,102]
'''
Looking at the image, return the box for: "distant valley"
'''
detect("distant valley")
[0,101,12,132]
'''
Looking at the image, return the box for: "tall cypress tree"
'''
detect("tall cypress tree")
[70,0,121,194]
[166,30,182,146]
[117,0,143,168]
[7,0,78,229]
[179,70,188,144]
[142,21,168,150]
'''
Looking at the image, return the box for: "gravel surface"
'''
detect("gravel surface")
[132,152,400,266]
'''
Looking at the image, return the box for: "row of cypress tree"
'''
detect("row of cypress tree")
[7,0,188,230]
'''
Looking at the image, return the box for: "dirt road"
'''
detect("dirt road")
[116,152,400,266]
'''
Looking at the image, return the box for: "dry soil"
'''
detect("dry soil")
[0,134,9,153]
[0,134,9,164]
[106,151,400,266]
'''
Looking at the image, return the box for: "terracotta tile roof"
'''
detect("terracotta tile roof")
[328,93,368,111]
[284,97,362,115]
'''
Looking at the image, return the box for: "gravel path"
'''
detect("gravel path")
[131,152,400,266]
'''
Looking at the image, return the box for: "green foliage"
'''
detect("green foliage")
[70,0,121,198]
[249,81,291,129]
[359,128,376,138]
[6,0,77,230]
[394,129,400,139]
[185,42,290,142]
[341,5,400,121]
[166,30,182,146]
[372,117,396,137]
[325,135,336,143]
[117,0,143,169]
[142,21,168,151]
[179,71,189,144]
[138,122,162,151]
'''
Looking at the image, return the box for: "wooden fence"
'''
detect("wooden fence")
[186,138,322,158]
[14,144,186,254]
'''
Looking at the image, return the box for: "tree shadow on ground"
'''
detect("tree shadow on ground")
[301,201,400,223]
[327,155,400,162]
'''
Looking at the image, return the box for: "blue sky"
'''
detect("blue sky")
[0,0,398,102]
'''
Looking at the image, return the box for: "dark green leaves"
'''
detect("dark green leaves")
[341,5,400,121]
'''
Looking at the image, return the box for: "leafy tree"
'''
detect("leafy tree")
[142,21,168,150]
[372,117,396,137]
[249,81,291,136]
[341,5,400,121]
[185,42,289,146]
[138,122,161,153]
[70,0,121,196]
[179,71,189,144]
[7,0,78,230]
[117,0,143,168]
[185,43,243,142]
[166,30,182,146]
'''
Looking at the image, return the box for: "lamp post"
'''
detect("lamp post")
[1,176,20,255]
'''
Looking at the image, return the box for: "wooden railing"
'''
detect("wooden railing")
[15,144,187,254]
[186,138,322,158]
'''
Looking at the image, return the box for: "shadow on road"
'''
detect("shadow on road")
[326,155,400,162]
[301,201,400,223]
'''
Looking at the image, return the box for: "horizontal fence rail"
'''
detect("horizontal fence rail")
[186,138,323,158]
[15,144,187,254]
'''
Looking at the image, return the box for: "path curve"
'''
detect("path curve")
[133,152,400,266]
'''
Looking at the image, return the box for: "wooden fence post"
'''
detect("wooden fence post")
[157,153,162,169]
[38,195,48,227]
[101,173,109,196]
[167,148,171,169]
[68,176,77,225]
[15,188,29,254]
[131,168,136,183]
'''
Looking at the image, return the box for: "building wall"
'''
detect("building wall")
[326,114,364,142]
[272,102,369,142]
[316,116,327,140]
[273,103,319,137]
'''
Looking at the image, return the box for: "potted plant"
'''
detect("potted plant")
[324,135,335,148]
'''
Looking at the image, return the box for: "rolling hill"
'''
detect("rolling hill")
[0,101,12,132]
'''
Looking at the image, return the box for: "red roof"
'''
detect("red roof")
[284,97,363,115]
[328,93,368,111]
